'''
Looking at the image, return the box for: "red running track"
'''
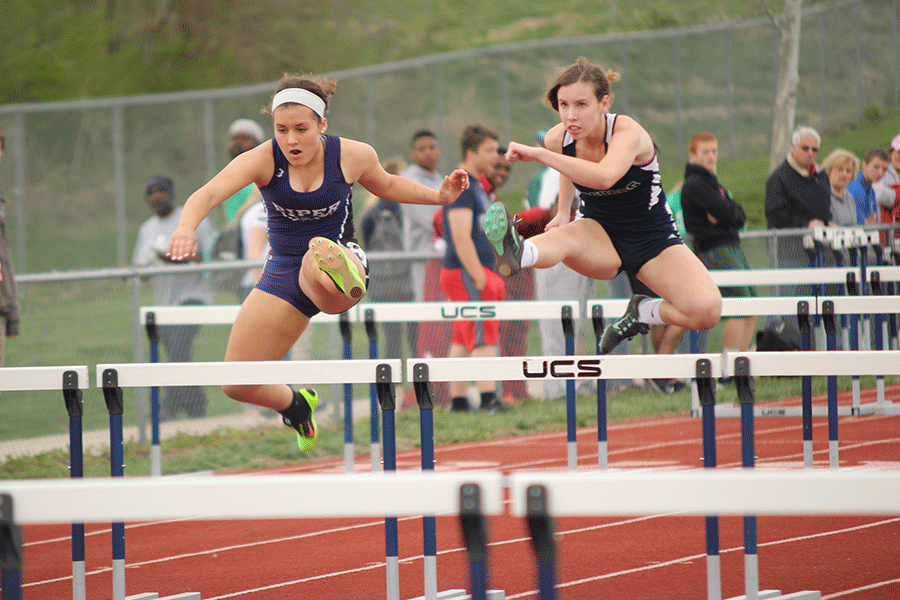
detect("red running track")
[18,388,900,600]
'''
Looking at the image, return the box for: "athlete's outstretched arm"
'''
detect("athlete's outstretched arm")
[168,144,271,261]
[506,119,651,191]
[348,139,467,206]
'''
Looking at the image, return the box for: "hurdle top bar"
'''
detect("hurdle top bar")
[508,470,900,517]
[707,265,900,287]
[724,350,900,378]
[0,366,89,392]
[141,300,580,326]
[140,305,344,326]
[409,350,900,383]
[96,359,402,387]
[1,471,505,524]
[589,295,900,319]
[408,354,723,382]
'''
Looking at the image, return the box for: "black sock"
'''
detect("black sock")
[451,396,469,410]
[479,392,496,408]
[279,389,311,425]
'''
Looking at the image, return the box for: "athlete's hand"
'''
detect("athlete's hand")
[166,227,199,262]
[438,168,470,204]
[545,210,571,231]
[505,142,541,163]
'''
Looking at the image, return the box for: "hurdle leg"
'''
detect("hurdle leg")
[591,306,607,470]
[696,358,721,600]
[460,484,489,600]
[102,369,127,600]
[377,364,400,600]
[797,302,813,469]
[1,494,23,600]
[365,309,383,472]
[822,303,839,469]
[412,363,438,600]
[561,307,577,471]
[525,485,556,600]
[63,371,87,600]
[145,312,162,478]
[734,357,760,600]
[340,312,355,472]
[869,273,887,410]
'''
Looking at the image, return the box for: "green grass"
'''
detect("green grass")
[2,373,894,479]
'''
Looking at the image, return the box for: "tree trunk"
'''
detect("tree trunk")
[768,0,803,173]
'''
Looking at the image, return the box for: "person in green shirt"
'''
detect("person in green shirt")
[221,118,266,223]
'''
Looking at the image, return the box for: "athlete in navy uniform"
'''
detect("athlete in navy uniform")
[167,73,468,451]
[484,58,721,354]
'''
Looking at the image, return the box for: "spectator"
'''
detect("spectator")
[819,149,860,227]
[441,124,506,412]
[0,124,21,366]
[681,132,757,364]
[765,126,831,295]
[360,158,417,362]
[221,119,266,224]
[133,175,216,420]
[847,147,890,226]
[400,130,451,407]
[237,199,269,302]
[873,134,900,246]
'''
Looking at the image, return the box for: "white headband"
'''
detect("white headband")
[271,88,326,118]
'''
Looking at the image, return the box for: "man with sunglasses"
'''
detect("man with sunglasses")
[764,126,831,296]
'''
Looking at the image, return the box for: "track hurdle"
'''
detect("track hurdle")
[0,472,504,600]
[139,306,353,473]
[95,358,400,600]
[0,365,89,600]
[407,353,722,473]
[508,469,900,600]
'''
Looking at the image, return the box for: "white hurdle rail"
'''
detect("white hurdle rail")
[0,366,90,600]
[140,300,580,473]
[507,469,900,517]
[94,359,401,600]
[410,352,723,473]
[587,294,900,418]
[1,471,506,524]
[409,350,900,470]
[0,472,504,600]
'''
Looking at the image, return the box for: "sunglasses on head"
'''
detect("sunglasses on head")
[800,145,819,152]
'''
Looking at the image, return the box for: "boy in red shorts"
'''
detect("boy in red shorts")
[440,124,507,412]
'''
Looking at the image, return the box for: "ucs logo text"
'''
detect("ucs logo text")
[523,359,602,378]
[441,306,496,319]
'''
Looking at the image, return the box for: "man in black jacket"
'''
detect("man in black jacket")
[765,126,831,297]
[682,132,757,354]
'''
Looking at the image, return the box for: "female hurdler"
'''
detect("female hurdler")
[167,73,468,451]
[485,58,721,354]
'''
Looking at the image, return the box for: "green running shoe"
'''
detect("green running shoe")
[599,294,651,354]
[282,388,319,452]
[310,237,366,299]
[484,202,523,278]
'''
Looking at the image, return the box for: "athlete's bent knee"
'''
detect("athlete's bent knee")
[687,292,722,331]
[222,384,256,404]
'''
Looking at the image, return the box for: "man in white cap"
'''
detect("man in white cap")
[221,118,266,223]
[874,134,900,247]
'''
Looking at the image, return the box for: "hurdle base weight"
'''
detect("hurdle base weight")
[725,590,821,600]
[125,593,201,600]
[406,589,505,600]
